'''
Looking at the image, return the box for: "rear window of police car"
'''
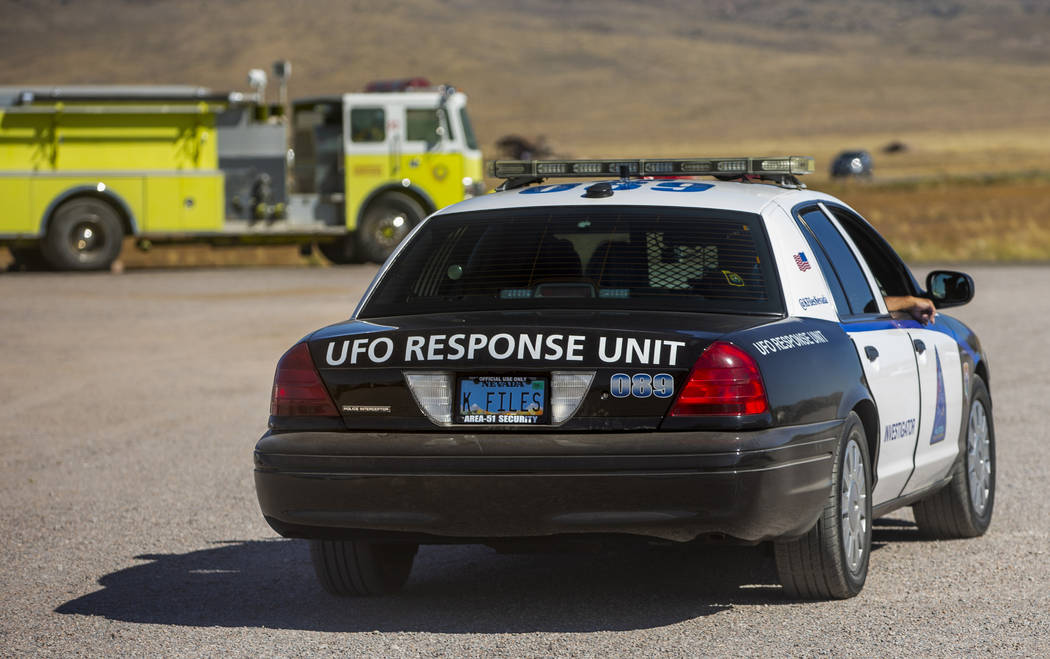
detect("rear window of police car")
[361,206,782,317]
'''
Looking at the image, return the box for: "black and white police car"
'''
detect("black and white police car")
[254,156,994,600]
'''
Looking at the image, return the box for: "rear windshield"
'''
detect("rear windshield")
[360,206,783,317]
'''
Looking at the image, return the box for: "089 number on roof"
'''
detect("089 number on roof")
[521,180,714,194]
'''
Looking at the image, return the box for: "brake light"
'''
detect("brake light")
[270,343,339,417]
[669,341,769,416]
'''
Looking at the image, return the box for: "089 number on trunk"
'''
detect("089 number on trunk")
[610,373,674,399]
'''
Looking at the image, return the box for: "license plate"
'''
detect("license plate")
[456,375,547,424]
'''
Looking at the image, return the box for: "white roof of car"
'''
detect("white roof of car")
[436,179,842,216]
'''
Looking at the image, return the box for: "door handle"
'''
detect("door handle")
[913,339,926,354]
[864,346,879,361]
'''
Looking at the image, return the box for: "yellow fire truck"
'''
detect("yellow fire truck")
[0,77,484,270]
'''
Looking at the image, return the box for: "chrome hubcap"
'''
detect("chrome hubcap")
[967,400,992,515]
[840,438,867,574]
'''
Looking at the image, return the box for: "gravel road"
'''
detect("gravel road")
[1,264,1047,657]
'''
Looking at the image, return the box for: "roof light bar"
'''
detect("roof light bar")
[490,156,815,179]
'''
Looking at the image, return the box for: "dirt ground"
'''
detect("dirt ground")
[1,264,1047,656]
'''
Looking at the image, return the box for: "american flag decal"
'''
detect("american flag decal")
[793,252,812,271]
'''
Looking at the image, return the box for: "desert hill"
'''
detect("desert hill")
[2,0,1049,177]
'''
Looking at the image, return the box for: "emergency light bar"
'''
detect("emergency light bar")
[490,156,815,179]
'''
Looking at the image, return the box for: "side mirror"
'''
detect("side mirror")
[926,270,974,308]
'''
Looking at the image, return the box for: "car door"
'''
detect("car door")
[822,205,964,495]
[900,327,963,493]
[793,206,920,507]
[403,105,461,209]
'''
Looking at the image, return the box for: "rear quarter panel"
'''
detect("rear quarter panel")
[761,201,839,322]
[732,317,869,427]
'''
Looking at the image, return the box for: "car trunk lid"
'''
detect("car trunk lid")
[306,310,770,431]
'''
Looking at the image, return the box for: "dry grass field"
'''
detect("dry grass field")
[3,0,1049,265]
[828,177,1050,261]
[6,174,1035,271]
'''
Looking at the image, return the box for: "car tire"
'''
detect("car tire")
[317,236,358,265]
[40,197,124,271]
[774,411,871,599]
[356,194,424,264]
[913,375,994,538]
[309,539,418,596]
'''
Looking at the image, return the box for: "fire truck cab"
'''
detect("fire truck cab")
[290,82,483,264]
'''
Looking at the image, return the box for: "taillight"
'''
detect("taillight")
[669,341,769,416]
[270,343,339,417]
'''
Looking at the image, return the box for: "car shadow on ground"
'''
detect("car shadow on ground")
[871,516,926,546]
[57,519,927,633]
[56,538,791,633]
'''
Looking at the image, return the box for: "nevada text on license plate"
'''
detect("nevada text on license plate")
[457,376,546,424]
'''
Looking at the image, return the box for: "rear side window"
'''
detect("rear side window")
[360,207,783,317]
[796,208,877,316]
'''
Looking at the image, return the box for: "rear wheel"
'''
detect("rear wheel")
[913,375,994,538]
[356,194,424,264]
[40,197,124,271]
[774,411,871,599]
[309,539,418,596]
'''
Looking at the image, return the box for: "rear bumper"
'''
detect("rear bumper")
[253,420,842,543]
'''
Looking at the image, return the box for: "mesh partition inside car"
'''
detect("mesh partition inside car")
[364,206,782,317]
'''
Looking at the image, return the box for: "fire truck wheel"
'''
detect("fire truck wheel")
[317,236,358,265]
[41,197,124,271]
[357,194,425,264]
